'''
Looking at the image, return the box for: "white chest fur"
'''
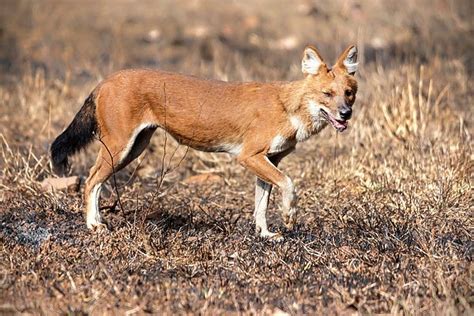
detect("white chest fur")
[268,101,329,155]
[268,134,296,154]
[290,115,311,142]
[307,100,328,134]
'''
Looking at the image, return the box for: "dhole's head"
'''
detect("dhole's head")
[301,45,358,132]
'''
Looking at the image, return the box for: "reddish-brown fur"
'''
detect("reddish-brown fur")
[66,45,358,239]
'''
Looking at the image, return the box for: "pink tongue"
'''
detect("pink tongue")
[329,116,348,130]
[335,120,346,128]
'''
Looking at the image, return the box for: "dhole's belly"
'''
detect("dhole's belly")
[156,112,244,155]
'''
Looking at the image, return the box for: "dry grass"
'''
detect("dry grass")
[0,0,472,314]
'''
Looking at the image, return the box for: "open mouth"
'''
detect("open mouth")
[321,109,348,132]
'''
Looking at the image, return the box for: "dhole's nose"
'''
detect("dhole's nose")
[339,106,352,120]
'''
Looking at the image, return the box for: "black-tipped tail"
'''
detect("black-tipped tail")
[50,93,98,175]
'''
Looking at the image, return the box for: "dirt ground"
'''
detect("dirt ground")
[0,0,472,314]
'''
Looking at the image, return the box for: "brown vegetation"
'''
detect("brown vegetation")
[0,0,472,314]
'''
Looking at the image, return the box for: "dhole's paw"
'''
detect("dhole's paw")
[87,222,108,232]
[283,212,297,230]
[260,231,284,242]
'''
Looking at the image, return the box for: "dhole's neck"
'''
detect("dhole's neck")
[277,80,308,113]
[277,79,328,139]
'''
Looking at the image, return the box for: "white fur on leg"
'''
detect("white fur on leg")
[283,207,298,229]
[279,176,297,229]
[86,183,103,229]
[254,179,271,234]
[280,176,295,209]
[255,178,283,241]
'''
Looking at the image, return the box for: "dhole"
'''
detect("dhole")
[51,45,358,240]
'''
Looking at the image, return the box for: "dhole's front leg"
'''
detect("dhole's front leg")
[238,151,297,240]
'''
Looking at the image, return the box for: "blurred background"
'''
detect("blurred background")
[1,0,472,80]
[0,0,472,314]
[0,0,472,147]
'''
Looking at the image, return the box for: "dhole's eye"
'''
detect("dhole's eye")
[323,91,332,97]
[345,90,353,97]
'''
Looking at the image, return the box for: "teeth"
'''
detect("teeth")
[321,109,348,131]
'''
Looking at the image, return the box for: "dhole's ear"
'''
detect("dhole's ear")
[301,46,325,75]
[335,45,358,75]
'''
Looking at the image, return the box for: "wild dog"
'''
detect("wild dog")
[51,45,358,240]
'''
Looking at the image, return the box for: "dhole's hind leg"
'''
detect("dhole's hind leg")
[84,126,156,229]
[84,149,114,229]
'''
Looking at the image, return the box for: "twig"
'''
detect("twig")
[96,134,125,213]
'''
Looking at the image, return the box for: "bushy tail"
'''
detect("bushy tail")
[50,93,98,175]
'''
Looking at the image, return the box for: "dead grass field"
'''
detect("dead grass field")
[0,0,472,314]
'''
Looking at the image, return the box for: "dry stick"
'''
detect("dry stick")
[121,153,147,187]
[157,106,195,183]
[165,95,207,174]
[165,139,185,172]
[158,83,168,190]
[166,98,207,177]
[146,87,207,216]
[333,130,338,190]
[145,83,173,217]
[96,134,124,213]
